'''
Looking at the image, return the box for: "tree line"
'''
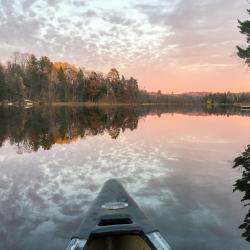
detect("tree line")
[204,92,250,106]
[145,92,250,106]
[0,52,140,103]
[1,47,250,105]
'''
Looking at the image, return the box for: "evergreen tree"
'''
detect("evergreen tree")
[38,56,53,101]
[76,69,88,101]
[237,9,250,65]
[0,64,6,101]
[57,67,68,101]
[26,54,39,99]
[5,62,25,102]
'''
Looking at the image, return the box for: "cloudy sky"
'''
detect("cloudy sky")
[0,0,250,93]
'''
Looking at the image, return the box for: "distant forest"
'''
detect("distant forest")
[0,52,250,105]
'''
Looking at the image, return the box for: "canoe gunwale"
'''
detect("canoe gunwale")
[67,231,171,250]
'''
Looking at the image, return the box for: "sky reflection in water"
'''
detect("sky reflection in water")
[0,106,249,250]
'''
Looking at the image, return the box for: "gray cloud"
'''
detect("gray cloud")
[134,0,249,71]
[0,0,169,72]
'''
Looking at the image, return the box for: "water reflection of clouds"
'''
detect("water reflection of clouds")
[0,133,175,249]
[1,109,250,249]
[0,155,6,162]
[179,135,232,144]
[141,169,247,250]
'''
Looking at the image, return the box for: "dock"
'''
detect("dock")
[240,105,250,110]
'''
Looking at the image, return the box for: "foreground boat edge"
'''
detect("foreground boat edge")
[66,179,171,250]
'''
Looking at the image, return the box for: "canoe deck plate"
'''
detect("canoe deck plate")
[101,202,128,210]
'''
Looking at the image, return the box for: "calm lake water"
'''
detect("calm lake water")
[0,105,250,250]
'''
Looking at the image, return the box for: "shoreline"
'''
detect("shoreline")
[0,101,248,108]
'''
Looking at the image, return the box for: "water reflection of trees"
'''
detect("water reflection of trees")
[233,145,250,242]
[0,106,143,153]
[1,105,250,153]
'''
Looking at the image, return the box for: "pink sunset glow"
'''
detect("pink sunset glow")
[0,0,250,93]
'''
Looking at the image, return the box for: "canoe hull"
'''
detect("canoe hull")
[66,179,171,250]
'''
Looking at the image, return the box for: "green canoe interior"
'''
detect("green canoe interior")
[85,235,152,250]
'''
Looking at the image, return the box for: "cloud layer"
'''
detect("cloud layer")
[0,0,250,91]
[0,0,169,69]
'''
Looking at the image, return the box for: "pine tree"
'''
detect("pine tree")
[0,64,6,101]
[38,56,53,101]
[237,10,250,65]
[26,54,39,99]
[57,67,68,101]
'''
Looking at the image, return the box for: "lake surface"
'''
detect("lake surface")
[0,105,250,250]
